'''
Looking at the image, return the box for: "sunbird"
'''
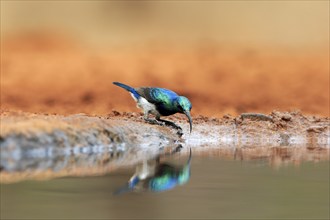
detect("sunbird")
[113,82,192,133]
[113,148,192,194]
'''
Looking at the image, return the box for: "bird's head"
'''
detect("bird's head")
[177,96,193,133]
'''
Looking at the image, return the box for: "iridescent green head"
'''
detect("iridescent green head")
[177,96,193,133]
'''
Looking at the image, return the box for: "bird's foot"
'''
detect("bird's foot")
[157,119,182,130]
[144,118,163,126]
[157,119,183,136]
[144,118,183,137]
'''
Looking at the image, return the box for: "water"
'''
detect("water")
[1,147,329,219]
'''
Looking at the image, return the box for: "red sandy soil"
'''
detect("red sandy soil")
[1,33,329,117]
[1,109,328,183]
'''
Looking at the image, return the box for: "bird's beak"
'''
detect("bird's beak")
[184,111,193,133]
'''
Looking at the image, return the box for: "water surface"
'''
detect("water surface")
[1,153,329,219]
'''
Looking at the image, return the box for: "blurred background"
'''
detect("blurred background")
[1,1,329,117]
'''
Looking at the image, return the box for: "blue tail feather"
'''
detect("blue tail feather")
[113,82,140,99]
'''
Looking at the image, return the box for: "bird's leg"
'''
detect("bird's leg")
[157,118,182,130]
[144,118,160,125]
[156,116,183,136]
[144,113,183,136]
[144,112,162,125]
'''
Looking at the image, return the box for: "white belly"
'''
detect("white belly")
[130,93,158,116]
[138,97,158,115]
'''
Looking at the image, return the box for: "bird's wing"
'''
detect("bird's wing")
[135,87,178,105]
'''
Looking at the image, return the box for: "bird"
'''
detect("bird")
[113,82,192,133]
[113,148,192,194]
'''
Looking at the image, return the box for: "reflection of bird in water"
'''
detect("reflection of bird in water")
[114,148,192,195]
[113,82,193,135]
